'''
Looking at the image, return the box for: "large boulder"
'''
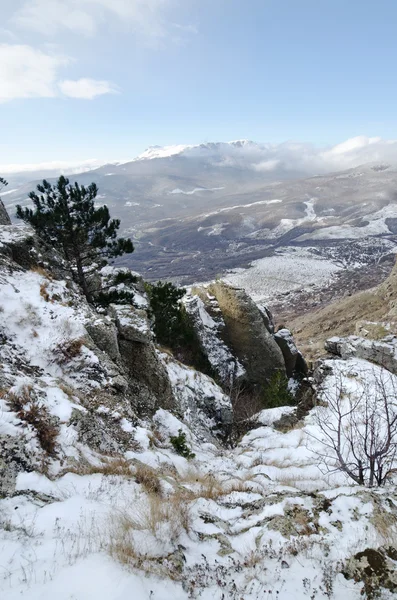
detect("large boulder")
[207,282,286,387]
[109,303,174,415]
[0,199,10,225]
[183,293,245,386]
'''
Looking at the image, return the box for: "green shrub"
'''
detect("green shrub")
[145,281,215,375]
[170,429,195,459]
[95,288,135,308]
[263,372,295,409]
[145,281,186,346]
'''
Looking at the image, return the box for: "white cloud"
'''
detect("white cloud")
[0,44,69,102]
[59,78,119,99]
[5,137,397,178]
[0,44,118,103]
[13,1,97,36]
[12,0,190,43]
[181,137,397,176]
[0,159,111,175]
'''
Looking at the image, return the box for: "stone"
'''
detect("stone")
[85,315,121,362]
[325,334,397,374]
[108,303,152,344]
[274,328,308,378]
[207,282,286,388]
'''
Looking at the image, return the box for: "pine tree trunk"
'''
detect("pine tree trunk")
[75,255,93,304]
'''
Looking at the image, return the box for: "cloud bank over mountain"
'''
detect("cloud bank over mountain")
[2,136,397,177]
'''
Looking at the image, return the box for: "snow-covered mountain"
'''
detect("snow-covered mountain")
[3,139,397,293]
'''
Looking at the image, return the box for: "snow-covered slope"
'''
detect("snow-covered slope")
[1,221,397,599]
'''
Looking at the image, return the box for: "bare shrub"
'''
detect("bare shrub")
[7,386,58,455]
[54,338,85,364]
[311,369,397,487]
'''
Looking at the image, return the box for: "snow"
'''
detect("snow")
[168,187,225,195]
[223,247,341,301]
[298,202,397,240]
[135,144,191,160]
[202,197,282,219]
[1,188,19,195]
[1,229,397,598]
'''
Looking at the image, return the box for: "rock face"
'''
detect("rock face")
[184,292,245,386]
[274,328,308,379]
[325,334,397,374]
[0,199,10,225]
[0,223,238,495]
[206,282,286,387]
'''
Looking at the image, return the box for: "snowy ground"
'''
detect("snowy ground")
[223,247,341,302]
[1,359,397,600]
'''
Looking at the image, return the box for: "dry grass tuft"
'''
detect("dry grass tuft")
[54,338,85,364]
[31,265,53,279]
[180,469,226,500]
[7,386,58,455]
[134,462,162,495]
[40,282,50,302]
[108,490,192,569]
[63,456,133,478]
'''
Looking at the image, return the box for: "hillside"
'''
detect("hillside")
[288,256,397,360]
[1,204,397,599]
[3,147,397,288]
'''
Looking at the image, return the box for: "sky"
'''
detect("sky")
[1,0,397,168]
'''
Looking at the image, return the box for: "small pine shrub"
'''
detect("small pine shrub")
[112,271,138,286]
[95,289,135,308]
[263,372,295,409]
[170,429,195,459]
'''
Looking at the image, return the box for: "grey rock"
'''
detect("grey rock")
[325,334,397,374]
[108,303,152,344]
[0,200,11,225]
[257,303,275,334]
[184,293,245,386]
[208,281,286,387]
[70,409,135,454]
[0,435,34,497]
[85,315,121,362]
[274,328,308,378]
[118,339,174,416]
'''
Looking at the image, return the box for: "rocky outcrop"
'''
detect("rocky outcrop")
[206,282,286,387]
[183,293,245,386]
[0,199,10,225]
[325,334,397,374]
[274,328,308,379]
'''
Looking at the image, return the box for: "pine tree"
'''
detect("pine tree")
[16,176,134,303]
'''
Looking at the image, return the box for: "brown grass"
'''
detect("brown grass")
[134,462,162,495]
[31,265,53,279]
[108,490,192,568]
[63,457,133,478]
[289,289,389,361]
[7,386,58,455]
[54,338,85,364]
[179,469,257,499]
[40,282,50,302]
